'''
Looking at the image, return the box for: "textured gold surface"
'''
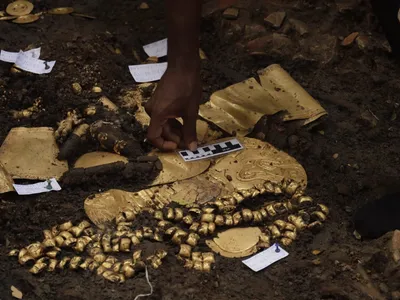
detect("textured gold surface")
[6,1,33,16]
[12,14,39,23]
[0,127,68,180]
[206,227,261,258]
[47,7,74,15]
[0,162,14,193]
[199,64,327,136]
[74,152,129,169]
[84,137,306,226]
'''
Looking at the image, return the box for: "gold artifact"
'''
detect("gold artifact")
[47,7,74,15]
[0,15,18,21]
[84,137,306,226]
[6,1,34,16]
[199,64,327,136]
[74,152,129,169]
[206,227,262,258]
[10,178,329,282]
[12,14,39,24]
[0,127,68,180]
[0,162,14,193]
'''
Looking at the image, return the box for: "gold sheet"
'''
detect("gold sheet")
[0,162,14,193]
[199,64,327,136]
[84,137,307,227]
[0,127,68,180]
[74,152,129,168]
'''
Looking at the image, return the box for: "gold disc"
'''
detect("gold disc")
[0,15,18,21]
[12,14,39,24]
[6,1,34,16]
[47,7,74,15]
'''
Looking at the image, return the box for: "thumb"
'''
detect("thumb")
[182,114,197,151]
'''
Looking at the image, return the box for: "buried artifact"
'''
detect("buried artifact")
[84,137,307,227]
[199,64,327,136]
[0,127,68,180]
[9,178,329,281]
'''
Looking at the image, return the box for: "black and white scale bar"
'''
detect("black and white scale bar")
[179,138,243,162]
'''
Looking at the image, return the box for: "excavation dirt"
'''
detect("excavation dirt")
[1,0,400,299]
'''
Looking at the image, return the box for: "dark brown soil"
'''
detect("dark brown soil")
[1,0,400,299]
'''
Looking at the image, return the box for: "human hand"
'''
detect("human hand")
[145,64,201,151]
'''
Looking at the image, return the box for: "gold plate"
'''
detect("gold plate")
[47,7,74,15]
[6,0,34,16]
[206,227,262,258]
[0,162,14,193]
[12,14,39,24]
[0,15,18,21]
[84,137,306,227]
[150,151,210,186]
[207,137,307,190]
[74,152,128,169]
[0,127,68,180]
[199,64,327,136]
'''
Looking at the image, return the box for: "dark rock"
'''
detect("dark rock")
[264,11,286,29]
[289,19,309,36]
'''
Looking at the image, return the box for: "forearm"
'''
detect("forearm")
[165,0,202,69]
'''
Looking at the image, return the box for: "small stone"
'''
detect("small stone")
[379,283,389,294]
[271,33,292,56]
[312,258,321,265]
[72,82,82,95]
[264,11,286,29]
[312,250,323,255]
[356,35,370,50]
[390,230,400,263]
[223,7,239,20]
[138,2,149,10]
[299,34,337,64]
[336,182,351,196]
[341,32,359,46]
[244,24,267,39]
[289,19,309,36]
[333,153,339,159]
[392,291,400,300]
[247,34,272,52]
[92,86,102,93]
[335,0,358,13]
[255,132,266,140]
[353,230,362,240]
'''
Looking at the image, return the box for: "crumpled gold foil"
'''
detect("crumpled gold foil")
[199,64,327,136]
[0,127,68,180]
[84,137,307,227]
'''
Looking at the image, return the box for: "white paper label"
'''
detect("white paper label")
[143,38,168,58]
[15,51,56,74]
[129,62,167,83]
[242,243,289,272]
[13,178,62,195]
[0,47,41,63]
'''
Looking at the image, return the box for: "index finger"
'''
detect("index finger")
[147,117,178,151]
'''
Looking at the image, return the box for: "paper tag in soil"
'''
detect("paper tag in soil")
[179,138,243,162]
[15,51,56,74]
[143,38,168,58]
[242,243,289,272]
[0,47,41,63]
[129,62,167,83]
[13,178,61,195]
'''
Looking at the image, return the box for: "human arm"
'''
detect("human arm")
[145,0,202,151]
